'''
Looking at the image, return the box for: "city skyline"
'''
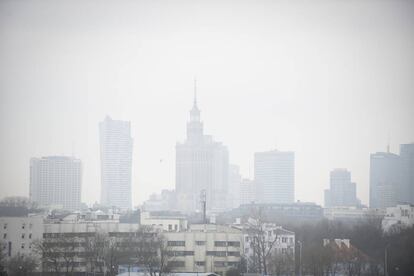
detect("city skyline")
[1,0,414,207]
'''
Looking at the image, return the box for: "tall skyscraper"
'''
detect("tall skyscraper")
[100,116,133,210]
[30,156,82,210]
[175,89,229,213]
[254,150,294,204]
[400,143,414,204]
[324,169,359,207]
[369,152,401,209]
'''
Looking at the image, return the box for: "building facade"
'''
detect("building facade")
[0,216,43,260]
[30,156,82,211]
[323,206,385,222]
[324,169,359,207]
[176,93,229,213]
[240,179,256,206]
[164,224,243,274]
[382,204,414,232]
[100,116,133,210]
[254,150,294,204]
[369,152,402,209]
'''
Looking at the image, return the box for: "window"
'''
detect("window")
[174,225,178,231]
[227,241,240,247]
[29,223,33,229]
[207,251,227,257]
[168,261,185,267]
[29,234,32,239]
[228,251,240,257]
[22,223,25,229]
[195,241,205,246]
[282,237,287,243]
[3,224,7,230]
[245,236,249,242]
[228,262,240,267]
[21,243,25,249]
[3,233,6,239]
[167,241,185,246]
[214,241,227,247]
[196,261,205,266]
[21,234,25,239]
[170,251,194,256]
[214,261,226,267]
[168,224,172,231]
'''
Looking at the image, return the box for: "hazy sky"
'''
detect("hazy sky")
[1,0,413,207]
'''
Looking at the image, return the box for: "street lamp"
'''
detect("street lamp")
[297,241,302,276]
[385,244,390,276]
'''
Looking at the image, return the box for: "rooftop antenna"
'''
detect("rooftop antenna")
[193,76,197,107]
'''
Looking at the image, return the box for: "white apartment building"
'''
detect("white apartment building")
[30,156,82,211]
[382,204,414,232]
[254,150,295,204]
[163,224,243,274]
[241,223,295,270]
[0,216,44,260]
[42,221,140,273]
[100,116,134,210]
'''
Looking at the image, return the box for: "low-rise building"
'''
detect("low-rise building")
[323,206,385,222]
[382,204,414,232]
[239,222,295,273]
[163,224,243,274]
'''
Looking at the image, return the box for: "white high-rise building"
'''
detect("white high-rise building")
[175,89,229,213]
[254,150,294,204]
[30,156,82,210]
[100,116,133,210]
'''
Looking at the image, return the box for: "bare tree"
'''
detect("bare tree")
[6,253,38,276]
[129,226,172,276]
[84,232,107,274]
[268,251,295,276]
[33,235,78,275]
[246,207,279,275]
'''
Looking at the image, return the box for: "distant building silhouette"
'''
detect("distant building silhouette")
[228,164,242,209]
[30,156,82,211]
[175,88,229,213]
[254,150,294,204]
[240,178,256,206]
[324,169,360,207]
[99,116,133,210]
[369,151,401,209]
[400,143,414,205]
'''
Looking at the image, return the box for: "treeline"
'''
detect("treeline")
[286,218,414,276]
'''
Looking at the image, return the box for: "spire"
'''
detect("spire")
[193,77,197,108]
